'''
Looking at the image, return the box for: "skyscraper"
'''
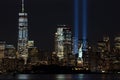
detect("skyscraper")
[17,0,28,64]
[114,34,120,50]
[55,25,72,62]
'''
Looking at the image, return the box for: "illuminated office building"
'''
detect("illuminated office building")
[103,36,110,52]
[28,40,34,48]
[55,25,72,61]
[114,34,120,50]
[17,0,28,64]
[96,35,111,71]
[0,42,6,59]
[5,45,16,58]
[97,35,110,53]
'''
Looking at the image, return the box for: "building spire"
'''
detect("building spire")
[22,0,24,12]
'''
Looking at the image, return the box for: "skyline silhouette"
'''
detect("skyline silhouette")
[0,0,120,51]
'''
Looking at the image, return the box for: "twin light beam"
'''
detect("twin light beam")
[74,0,87,54]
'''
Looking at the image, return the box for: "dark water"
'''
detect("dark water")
[0,74,120,80]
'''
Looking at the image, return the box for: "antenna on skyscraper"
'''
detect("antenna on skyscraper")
[22,0,24,12]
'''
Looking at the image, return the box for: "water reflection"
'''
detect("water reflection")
[71,74,84,80]
[56,74,84,80]
[56,74,65,80]
[2,74,119,80]
[78,74,84,80]
[17,74,29,79]
[66,74,72,80]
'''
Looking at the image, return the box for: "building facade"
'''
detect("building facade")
[17,0,28,64]
[55,25,72,65]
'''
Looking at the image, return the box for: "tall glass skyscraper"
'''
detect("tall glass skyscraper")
[18,0,28,65]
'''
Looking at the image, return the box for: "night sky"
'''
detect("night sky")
[0,0,120,51]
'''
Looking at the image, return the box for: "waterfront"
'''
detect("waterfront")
[0,74,119,80]
[0,1,119,80]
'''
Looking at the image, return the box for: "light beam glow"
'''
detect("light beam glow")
[73,0,79,54]
[82,0,87,50]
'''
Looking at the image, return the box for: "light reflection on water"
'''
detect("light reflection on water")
[0,74,119,80]
[78,74,84,79]
[56,74,65,80]
[17,74,29,79]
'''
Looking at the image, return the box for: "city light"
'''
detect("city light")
[0,0,119,74]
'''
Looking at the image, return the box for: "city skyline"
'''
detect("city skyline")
[0,0,120,51]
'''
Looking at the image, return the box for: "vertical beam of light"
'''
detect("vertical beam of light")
[82,0,87,50]
[73,0,79,54]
